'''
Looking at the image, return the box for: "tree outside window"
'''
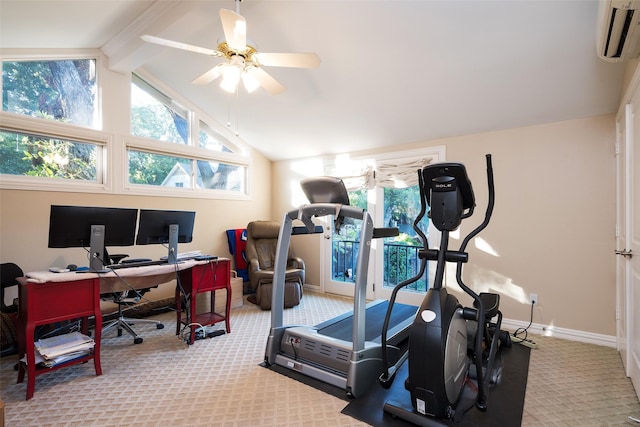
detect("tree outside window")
[1,59,99,180]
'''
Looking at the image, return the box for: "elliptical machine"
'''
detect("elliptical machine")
[379,154,509,425]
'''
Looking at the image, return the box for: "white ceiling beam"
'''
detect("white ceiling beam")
[101,1,199,74]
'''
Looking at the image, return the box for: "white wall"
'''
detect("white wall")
[272,115,617,337]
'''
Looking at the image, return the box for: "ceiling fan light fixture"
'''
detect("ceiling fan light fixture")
[241,71,260,93]
[220,65,241,93]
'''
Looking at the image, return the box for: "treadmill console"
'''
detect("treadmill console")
[300,176,350,205]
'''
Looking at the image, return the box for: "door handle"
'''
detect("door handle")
[616,249,633,258]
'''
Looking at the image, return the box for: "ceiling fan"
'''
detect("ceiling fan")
[141,0,320,95]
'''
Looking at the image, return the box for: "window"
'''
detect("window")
[128,73,249,197]
[0,57,105,188]
[0,55,251,198]
[0,129,99,181]
[2,59,97,128]
[131,75,188,144]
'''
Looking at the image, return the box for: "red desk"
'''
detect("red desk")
[16,277,102,401]
[18,259,224,399]
[175,258,231,344]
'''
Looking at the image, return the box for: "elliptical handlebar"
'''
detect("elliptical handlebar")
[454,153,495,411]
[459,154,494,253]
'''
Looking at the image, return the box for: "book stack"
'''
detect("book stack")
[28,332,95,367]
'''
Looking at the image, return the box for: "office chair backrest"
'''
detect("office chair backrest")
[1,262,23,313]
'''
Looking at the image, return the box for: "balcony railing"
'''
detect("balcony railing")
[332,240,427,292]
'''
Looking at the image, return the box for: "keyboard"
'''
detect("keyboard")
[107,259,169,270]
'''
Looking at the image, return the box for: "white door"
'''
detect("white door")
[323,188,372,298]
[618,99,640,398]
[616,106,629,372]
[321,147,445,303]
[628,98,640,396]
[372,185,436,305]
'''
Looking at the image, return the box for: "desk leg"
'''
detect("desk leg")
[189,295,197,345]
[90,315,102,377]
[175,286,182,337]
[17,323,36,400]
[225,288,231,333]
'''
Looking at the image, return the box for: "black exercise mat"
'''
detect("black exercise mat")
[260,362,351,402]
[341,344,531,427]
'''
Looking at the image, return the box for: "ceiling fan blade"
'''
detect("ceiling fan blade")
[141,35,221,57]
[219,9,247,52]
[247,67,285,95]
[192,64,225,85]
[256,52,321,69]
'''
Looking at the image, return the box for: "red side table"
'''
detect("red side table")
[175,259,231,344]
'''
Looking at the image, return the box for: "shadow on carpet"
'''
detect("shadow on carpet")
[341,344,531,427]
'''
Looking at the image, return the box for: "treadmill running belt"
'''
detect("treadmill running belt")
[317,301,417,342]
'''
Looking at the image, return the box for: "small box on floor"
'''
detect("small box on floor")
[196,270,243,315]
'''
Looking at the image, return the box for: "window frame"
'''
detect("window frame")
[0,111,111,193]
[125,70,251,200]
[0,51,253,200]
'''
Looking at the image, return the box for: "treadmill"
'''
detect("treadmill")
[264,177,418,398]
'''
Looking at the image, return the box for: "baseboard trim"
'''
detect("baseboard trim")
[501,318,617,348]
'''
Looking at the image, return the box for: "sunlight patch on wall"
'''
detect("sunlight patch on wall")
[289,158,325,207]
[445,263,528,305]
[474,236,500,257]
[290,158,324,177]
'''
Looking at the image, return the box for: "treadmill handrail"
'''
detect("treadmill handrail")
[268,203,375,356]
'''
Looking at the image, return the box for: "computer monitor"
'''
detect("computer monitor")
[135,209,196,264]
[48,205,138,271]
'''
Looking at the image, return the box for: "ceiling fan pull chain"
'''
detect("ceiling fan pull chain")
[235,86,240,136]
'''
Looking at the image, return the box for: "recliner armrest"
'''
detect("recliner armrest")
[288,257,305,270]
[249,259,261,271]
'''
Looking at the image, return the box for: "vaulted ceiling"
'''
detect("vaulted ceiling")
[0,0,627,161]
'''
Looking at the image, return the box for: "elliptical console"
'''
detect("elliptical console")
[380,154,508,425]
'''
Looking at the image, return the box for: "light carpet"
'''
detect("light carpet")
[1,292,639,426]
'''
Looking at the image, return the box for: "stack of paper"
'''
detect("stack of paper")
[30,331,95,367]
[161,250,201,261]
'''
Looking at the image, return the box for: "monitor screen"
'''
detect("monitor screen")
[48,205,138,248]
[135,209,196,245]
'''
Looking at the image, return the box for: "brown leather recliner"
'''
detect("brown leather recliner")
[245,220,304,310]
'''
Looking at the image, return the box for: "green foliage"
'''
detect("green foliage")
[2,59,95,126]
[128,151,186,185]
[0,131,96,180]
[1,59,97,179]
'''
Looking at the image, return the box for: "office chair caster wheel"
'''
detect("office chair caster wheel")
[156,324,164,329]
[134,337,143,344]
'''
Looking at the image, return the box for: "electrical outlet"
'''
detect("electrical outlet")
[530,293,538,305]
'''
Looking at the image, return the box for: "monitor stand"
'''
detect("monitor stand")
[168,224,179,264]
[89,224,109,272]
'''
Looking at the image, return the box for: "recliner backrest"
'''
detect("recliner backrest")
[246,220,286,270]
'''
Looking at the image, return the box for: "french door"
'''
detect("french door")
[322,184,437,306]
[321,147,445,306]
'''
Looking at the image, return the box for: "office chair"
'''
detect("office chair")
[245,220,305,310]
[1,262,23,357]
[1,262,21,314]
[101,254,164,345]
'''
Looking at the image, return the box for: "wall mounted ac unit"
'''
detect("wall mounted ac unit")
[597,0,640,62]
